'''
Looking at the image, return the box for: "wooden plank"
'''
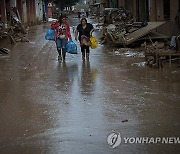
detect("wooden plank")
[124,22,165,45]
[138,31,168,40]
[16,9,22,23]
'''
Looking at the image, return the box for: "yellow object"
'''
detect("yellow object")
[90,36,98,49]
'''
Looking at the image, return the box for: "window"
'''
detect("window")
[163,0,170,20]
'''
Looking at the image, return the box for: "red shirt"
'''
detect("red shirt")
[51,21,72,41]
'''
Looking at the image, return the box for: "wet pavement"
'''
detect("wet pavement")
[0,15,180,154]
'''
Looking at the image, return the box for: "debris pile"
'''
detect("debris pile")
[143,39,180,68]
[0,7,29,45]
[0,48,10,55]
[101,8,166,47]
[103,7,133,25]
[100,7,180,68]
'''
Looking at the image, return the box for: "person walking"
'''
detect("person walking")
[75,18,94,61]
[51,15,72,61]
[77,12,81,19]
[86,11,89,18]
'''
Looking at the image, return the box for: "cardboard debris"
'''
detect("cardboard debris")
[102,7,167,46]
[138,31,168,41]
[143,36,180,68]
[102,8,180,68]
[124,22,165,45]
[103,22,166,46]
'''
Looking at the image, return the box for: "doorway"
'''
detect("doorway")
[136,0,149,22]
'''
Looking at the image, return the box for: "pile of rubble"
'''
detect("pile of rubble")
[0,8,29,45]
[101,7,166,47]
[0,48,10,55]
[100,7,180,68]
[143,38,180,68]
[103,7,133,25]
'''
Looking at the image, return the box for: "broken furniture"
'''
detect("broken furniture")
[144,41,180,68]
[103,22,166,46]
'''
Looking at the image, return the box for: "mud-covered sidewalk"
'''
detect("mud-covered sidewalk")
[0,15,180,154]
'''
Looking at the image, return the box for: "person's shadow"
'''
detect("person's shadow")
[80,61,97,96]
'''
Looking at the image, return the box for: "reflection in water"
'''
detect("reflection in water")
[56,62,78,92]
[80,61,97,95]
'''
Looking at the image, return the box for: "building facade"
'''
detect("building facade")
[87,0,180,36]
[116,0,180,36]
[88,0,106,15]
[0,0,47,28]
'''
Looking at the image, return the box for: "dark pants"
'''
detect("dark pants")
[81,45,90,60]
[81,45,90,54]
[56,38,66,60]
[57,49,66,60]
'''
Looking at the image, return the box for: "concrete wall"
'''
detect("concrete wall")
[149,0,156,21]
[47,3,53,18]
[0,0,46,27]
[150,0,180,36]
[22,1,27,24]
[124,0,136,21]
[170,0,179,22]
[117,0,125,7]
[35,0,43,24]
[118,0,180,36]
[155,0,164,21]
[26,0,36,26]
[0,0,7,23]
[11,0,16,7]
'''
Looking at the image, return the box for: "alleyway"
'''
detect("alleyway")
[0,15,180,154]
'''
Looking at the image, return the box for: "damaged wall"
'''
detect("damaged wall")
[0,0,44,27]
[116,0,180,36]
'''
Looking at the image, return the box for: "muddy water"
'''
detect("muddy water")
[0,15,180,154]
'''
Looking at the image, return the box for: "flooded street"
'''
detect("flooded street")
[0,15,180,154]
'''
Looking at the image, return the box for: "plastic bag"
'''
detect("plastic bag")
[66,40,77,54]
[90,36,98,49]
[81,35,91,46]
[45,28,55,41]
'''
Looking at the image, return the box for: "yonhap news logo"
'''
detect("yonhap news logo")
[107,131,121,148]
[107,131,180,148]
